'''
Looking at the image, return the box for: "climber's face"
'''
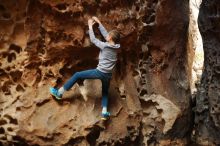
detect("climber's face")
[106,34,112,42]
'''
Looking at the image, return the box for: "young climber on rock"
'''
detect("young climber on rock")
[49,16,120,120]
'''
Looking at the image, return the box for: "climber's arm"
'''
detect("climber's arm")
[88,19,106,49]
[92,16,108,40]
[98,24,108,40]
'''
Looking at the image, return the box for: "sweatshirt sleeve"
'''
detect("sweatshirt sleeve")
[89,26,106,49]
[98,23,108,40]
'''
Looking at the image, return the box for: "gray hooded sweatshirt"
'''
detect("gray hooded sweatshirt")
[89,24,120,73]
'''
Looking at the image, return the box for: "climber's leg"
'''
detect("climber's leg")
[101,75,111,120]
[63,69,101,90]
[50,69,101,100]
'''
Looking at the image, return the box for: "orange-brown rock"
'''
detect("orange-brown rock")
[0,0,191,145]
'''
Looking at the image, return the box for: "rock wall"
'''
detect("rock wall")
[195,0,220,145]
[188,0,203,94]
[0,0,190,145]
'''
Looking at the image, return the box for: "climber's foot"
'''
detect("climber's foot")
[50,87,62,100]
[101,112,110,121]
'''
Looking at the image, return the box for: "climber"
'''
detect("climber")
[49,16,120,120]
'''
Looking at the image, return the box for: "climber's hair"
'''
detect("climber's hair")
[109,30,120,44]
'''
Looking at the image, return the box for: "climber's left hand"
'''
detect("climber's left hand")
[88,19,95,26]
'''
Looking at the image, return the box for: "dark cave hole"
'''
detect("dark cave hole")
[2,12,11,19]
[0,5,6,11]
[139,89,148,96]
[121,95,126,99]
[140,68,147,74]
[95,0,101,3]
[139,52,144,59]
[157,108,163,114]
[9,44,22,53]
[4,114,18,125]
[2,137,6,141]
[12,136,29,146]
[0,119,7,126]
[55,3,67,11]
[137,87,140,92]
[7,127,13,132]
[0,69,6,76]
[148,13,156,23]
[38,47,45,55]
[7,52,16,63]
[139,60,143,67]
[140,80,146,85]
[2,84,11,95]
[16,84,25,92]
[147,136,157,146]
[0,127,5,134]
[86,126,101,146]
[9,70,22,82]
[132,70,139,76]
[136,6,140,11]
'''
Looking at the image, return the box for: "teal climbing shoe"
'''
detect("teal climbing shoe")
[49,87,62,100]
[101,112,110,120]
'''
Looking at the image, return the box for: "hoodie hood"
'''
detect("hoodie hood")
[107,43,120,49]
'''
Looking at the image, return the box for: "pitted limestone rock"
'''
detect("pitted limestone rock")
[0,0,190,145]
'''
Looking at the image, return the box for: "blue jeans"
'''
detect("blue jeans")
[63,69,112,108]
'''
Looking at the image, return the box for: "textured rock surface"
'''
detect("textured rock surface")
[195,0,220,145]
[0,0,191,145]
[188,0,203,94]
